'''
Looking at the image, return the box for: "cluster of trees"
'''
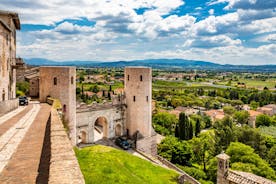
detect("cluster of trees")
[16,81,29,96]
[153,84,276,110]
[153,112,211,137]
[157,114,276,183]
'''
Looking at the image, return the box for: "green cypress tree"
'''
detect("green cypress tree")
[188,120,193,140]
[195,119,201,137]
[179,112,186,140]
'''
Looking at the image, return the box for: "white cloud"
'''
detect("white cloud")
[184,35,241,48]
[1,0,276,65]
[209,9,215,15]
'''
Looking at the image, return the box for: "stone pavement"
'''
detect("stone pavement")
[0,102,51,183]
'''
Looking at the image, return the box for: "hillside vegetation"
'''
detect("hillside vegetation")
[75,145,179,184]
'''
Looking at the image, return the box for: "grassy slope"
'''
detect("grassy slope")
[75,145,179,184]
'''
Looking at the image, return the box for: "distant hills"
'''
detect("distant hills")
[24,58,276,72]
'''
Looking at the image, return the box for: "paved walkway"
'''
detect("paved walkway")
[0,102,51,183]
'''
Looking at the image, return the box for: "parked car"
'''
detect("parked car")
[19,96,28,106]
[115,137,131,150]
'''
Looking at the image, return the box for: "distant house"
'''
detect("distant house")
[257,104,276,116]
[25,73,39,97]
[248,110,262,128]
[204,109,225,122]
[242,104,250,111]
[83,91,95,97]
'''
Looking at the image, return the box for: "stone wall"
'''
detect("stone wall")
[155,155,200,184]
[48,107,85,184]
[0,98,18,116]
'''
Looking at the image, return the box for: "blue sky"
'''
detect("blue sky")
[0,0,276,65]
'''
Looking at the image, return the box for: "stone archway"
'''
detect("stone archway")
[94,117,108,141]
[115,124,122,136]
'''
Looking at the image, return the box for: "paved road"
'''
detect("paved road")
[0,102,51,183]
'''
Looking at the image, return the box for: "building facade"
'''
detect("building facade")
[0,10,20,101]
[39,67,76,145]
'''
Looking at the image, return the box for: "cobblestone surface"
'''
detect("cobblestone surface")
[0,105,32,136]
[0,106,27,126]
[0,103,51,183]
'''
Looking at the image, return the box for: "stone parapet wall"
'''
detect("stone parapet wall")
[155,155,200,184]
[48,108,85,184]
[136,135,157,155]
[0,98,18,116]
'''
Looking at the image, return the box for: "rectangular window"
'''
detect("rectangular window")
[54,77,57,85]
[133,96,136,102]
[140,75,143,81]
[146,96,149,102]
[128,75,129,81]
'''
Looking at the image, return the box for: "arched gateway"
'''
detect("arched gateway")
[76,104,125,144]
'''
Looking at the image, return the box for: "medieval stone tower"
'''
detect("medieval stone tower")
[124,67,152,138]
[39,66,76,145]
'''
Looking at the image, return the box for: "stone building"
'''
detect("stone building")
[216,153,276,184]
[0,10,20,101]
[39,67,76,145]
[76,67,157,155]
[257,104,276,116]
[26,73,39,97]
[0,10,21,116]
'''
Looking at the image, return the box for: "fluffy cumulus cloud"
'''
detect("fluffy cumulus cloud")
[0,0,276,64]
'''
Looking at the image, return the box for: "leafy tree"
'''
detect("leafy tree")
[76,87,81,94]
[79,74,85,83]
[226,142,276,181]
[223,106,236,115]
[250,101,259,110]
[90,85,100,93]
[158,136,192,166]
[268,145,276,170]
[153,112,177,135]
[189,132,215,172]
[236,126,267,158]
[256,114,272,127]
[16,81,29,95]
[234,110,249,124]
[214,116,236,154]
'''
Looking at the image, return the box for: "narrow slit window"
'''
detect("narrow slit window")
[128,75,130,81]
[133,96,136,102]
[146,96,149,102]
[54,77,57,85]
[71,76,74,84]
[140,75,143,81]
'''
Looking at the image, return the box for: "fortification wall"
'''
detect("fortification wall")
[49,107,84,184]
[136,135,157,155]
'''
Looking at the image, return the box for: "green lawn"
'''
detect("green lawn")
[237,79,275,89]
[75,145,179,184]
